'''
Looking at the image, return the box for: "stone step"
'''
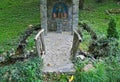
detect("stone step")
[42,32,75,73]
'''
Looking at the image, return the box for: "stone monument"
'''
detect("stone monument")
[40,0,79,34]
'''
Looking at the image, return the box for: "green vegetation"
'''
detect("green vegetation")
[26,34,36,51]
[75,54,120,82]
[75,60,107,82]
[0,56,43,82]
[0,0,120,82]
[79,0,120,35]
[0,0,42,82]
[0,0,40,50]
[43,73,70,82]
[76,1,120,82]
[80,0,120,50]
[107,18,119,39]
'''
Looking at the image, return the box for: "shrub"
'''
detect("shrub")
[75,40,120,82]
[105,56,120,82]
[0,56,43,82]
[75,60,107,82]
[75,55,120,82]
[79,0,84,9]
[96,0,103,3]
[88,37,119,58]
[107,19,119,39]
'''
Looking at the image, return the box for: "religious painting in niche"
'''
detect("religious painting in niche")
[52,1,68,18]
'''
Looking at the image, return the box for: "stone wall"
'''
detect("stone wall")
[40,0,47,34]
[72,0,79,31]
[40,0,79,33]
[47,0,72,31]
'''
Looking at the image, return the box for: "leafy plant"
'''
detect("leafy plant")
[26,34,36,51]
[59,74,68,82]
[75,54,120,82]
[105,55,120,82]
[88,37,119,58]
[75,60,107,82]
[107,19,119,39]
[0,56,43,82]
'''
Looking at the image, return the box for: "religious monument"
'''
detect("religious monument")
[40,0,79,34]
[38,0,80,72]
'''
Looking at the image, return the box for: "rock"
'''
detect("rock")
[76,55,85,60]
[28,24,33,28]
[117,2,120,5]
[0,56,5,62]
[47,63,51,66]
[82,64,95,72]
[30,50,34,53]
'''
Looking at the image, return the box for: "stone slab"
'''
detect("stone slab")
[42,32,75,73]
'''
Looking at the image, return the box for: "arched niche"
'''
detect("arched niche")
[40,0,79,34]
[52,2,68,18]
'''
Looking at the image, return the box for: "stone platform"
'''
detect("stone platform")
[42,32,75,72]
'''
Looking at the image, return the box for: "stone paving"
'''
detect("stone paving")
[42,32,75,72]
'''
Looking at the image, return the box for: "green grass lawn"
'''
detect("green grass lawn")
[80,0,120,35]
[0,0,40,51]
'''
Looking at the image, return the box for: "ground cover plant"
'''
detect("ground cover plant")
[0,56,43,82]
[74,54,120,82]
[75,0,120,82]
[0,0,43,82]
[79,0,120,51]
[0,0,120,82]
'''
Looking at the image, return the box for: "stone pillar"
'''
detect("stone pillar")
[72,0,79,31]
[40,0,47,35]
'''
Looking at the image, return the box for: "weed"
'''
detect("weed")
[0,56,43,82]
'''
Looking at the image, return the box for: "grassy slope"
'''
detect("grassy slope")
[0,0,40,50]
[79,0,120,50]
[80,0,120,34]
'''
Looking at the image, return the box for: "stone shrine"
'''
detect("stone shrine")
[40,0,79,34]
[38,0,80,72]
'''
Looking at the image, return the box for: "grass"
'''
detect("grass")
[0,56,43,82]
[0,0,120,82]
[0,1,42,81]
[75,54,120,82]
[75,61,107,82]
[79,0,120,50]
[76,1,120,82]
[0,0,40,51]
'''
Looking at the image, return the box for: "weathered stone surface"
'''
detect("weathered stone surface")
[76,55,85,60]
[42,32,75,72]
[72,0,79,31]
[35,29,45,56]
[40,0,79,33]
[40,0,80,73]
[40,0,47,34]
[71,30,82,60]
[47,0,73,32]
